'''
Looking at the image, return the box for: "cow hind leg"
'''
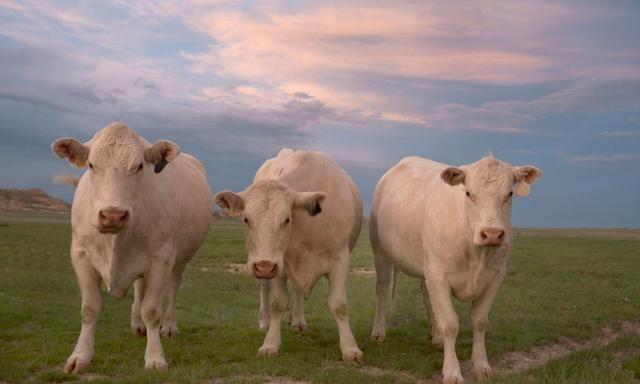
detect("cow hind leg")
[290,286,307,332]
[421,279,442,348]
[161,264,186,339]
[370,244,394,343]
[329,248,363,362]
[131,278,146,337]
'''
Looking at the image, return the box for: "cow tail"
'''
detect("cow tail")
[390,266,401,302]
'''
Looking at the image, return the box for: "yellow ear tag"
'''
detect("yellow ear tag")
[515,181,530,197]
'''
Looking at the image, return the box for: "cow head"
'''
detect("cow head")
[441,155,541,246]
[52,122,180,233]
[215,180,325,279]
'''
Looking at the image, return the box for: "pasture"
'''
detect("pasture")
[1,212,639,383]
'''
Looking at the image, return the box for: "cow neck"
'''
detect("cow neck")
[100,229,134,297]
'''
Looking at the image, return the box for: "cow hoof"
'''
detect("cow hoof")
[342,347,363,363]
[370,332,385,343]
[132,324,147,337]
[257,345,279,357]
[290,319,307,332]
[473,365,495,382]
[145,358,168,371]
[64,355,90,374]
[442,373,464,384]
[160,324,179,339]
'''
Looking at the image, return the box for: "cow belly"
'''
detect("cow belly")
[377,231,423,278]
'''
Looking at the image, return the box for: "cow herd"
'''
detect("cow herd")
[52,122,541,384]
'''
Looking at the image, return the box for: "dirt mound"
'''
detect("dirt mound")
[0,188,70,213]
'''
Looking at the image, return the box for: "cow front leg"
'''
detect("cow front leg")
[65,255,102,373]
[131,278,146,337]
[290,287,307,332]
[141,261,171,370]
[329,250,363,362]
[425,276,462,384]
[258,276,287,356]
[258,279,271,331]
[161,265,186,339]
[421,279,442,348]
[470,270,505,382]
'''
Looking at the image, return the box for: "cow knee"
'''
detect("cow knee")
[439,321,459,338]
[141,304,161,328]
[471,314,488,332]
[270,295,287,316]
[80,303,99,324]
[330,301,348,321]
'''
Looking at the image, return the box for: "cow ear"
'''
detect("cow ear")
[215,190,244,216]
[513,166,542,197]
[145,140,180,173]
[294,191,326,216]
[441,167,465,186]
[52,137,89,168]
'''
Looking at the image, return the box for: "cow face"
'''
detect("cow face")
[215,181,325,279]
[52,122,179,233]
[441,156,541,246]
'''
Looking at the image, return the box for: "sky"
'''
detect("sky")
[0,0,639,227]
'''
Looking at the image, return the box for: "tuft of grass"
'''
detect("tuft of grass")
[0,213,639,383]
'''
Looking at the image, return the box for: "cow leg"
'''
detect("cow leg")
[290,287,307,332]
[161,264,186,339]
[470,270,505,382]
[421,279,442,348]
[131,278,146,337]
[141,261,171,370]
[425,277,462,384]
[328,249,363,362]
[258,276,287,356]
[65,254,102,373]
[370,246,393,342]
[258,279,271,331]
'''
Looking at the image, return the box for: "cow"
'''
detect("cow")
[52,122,213,372]
[214,148,363,361]
[369,154,541,383]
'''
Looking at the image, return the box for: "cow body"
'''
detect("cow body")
[53,122,213,372]
[215,149,363,361]
[370,155,541,383]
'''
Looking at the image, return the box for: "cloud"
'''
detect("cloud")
[564,153,640,165]
[600,130,640,137]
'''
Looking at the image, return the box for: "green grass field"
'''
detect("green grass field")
[1,212,639,383]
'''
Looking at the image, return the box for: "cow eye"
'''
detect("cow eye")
[137,163,144,172]
[243,217,250,226]
[283,217,290,225]
[88,163,94,170]
[509,191,514,197]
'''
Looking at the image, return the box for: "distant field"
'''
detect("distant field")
[1,213,639,383]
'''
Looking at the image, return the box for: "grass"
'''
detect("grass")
[0,212,639,383]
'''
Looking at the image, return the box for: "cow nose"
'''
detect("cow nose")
[253,260,277,279]
[98,207,129,231]
[479,227,505,245]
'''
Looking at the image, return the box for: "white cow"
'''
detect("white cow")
[52,122,213,372]
[370,155,541,383]
[214,149,363,361]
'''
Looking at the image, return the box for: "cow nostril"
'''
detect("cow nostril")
[480,231,487,240]
[498,231,505,239]
[120,211,129,221]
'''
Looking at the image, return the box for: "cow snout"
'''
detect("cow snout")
[479,227,505,245]
[253,260,277,279]
[98,207,129,233]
